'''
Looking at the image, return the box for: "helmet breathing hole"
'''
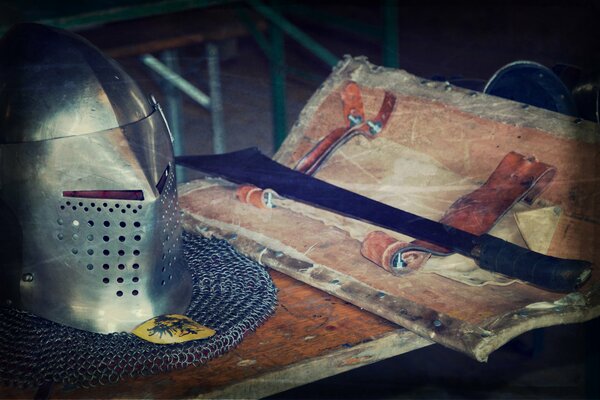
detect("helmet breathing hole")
[53,184,178,303]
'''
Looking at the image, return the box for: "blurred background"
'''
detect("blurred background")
[1,1,600,398]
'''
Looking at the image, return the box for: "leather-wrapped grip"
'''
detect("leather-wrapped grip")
[474,234,592,292]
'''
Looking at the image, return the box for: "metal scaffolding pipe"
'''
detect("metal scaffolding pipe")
[247,0,339,67]
[382,0,399,68]
[159,49,187,181]
[141,54,211,109]
[269,5,287,150]
[206,42,226,154]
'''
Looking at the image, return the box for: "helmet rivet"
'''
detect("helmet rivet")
[22,273,34,282]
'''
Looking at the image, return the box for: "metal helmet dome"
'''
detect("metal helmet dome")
[0,23,192,333]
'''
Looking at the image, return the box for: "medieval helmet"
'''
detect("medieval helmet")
[0,23,193,333]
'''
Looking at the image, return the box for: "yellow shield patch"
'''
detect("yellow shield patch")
[132,314,216,344]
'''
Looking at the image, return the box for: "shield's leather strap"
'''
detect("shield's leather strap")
[295,81,396,175]
[240,81,396,206]
[341,80,365,125]
[361,152,557,275]
[236,185,277,209]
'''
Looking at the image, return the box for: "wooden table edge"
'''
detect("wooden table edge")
[199,329,433,399]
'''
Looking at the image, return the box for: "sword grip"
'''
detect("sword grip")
[474,234,592,292]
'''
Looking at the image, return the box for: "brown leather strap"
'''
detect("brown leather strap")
[295,81,396,175]
[341,81,365,125]
[236,185,275,209]
[440,152,556,235]
[361,152,557,273]
[361,231,431,275]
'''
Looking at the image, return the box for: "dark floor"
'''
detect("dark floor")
[84,2,600,398]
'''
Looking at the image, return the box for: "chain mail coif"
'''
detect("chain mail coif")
[0,233,278,388]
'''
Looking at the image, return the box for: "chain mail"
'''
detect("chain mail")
[0,232,278,388]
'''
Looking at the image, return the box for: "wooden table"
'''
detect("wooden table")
[1,270,432,399]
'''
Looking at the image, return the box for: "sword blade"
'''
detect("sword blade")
[177,148,592,292]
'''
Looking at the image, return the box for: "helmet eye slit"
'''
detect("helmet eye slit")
[62,190,144,201]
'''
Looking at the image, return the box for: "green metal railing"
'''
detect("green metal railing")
[0,0,232,34]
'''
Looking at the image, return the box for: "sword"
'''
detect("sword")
[177,148,592,292]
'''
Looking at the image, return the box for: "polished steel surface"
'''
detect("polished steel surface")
[0,23,192,333]
[0,23,151,143]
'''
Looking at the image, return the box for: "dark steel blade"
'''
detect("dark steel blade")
[177,148,478,255]
[176,148,592,292]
